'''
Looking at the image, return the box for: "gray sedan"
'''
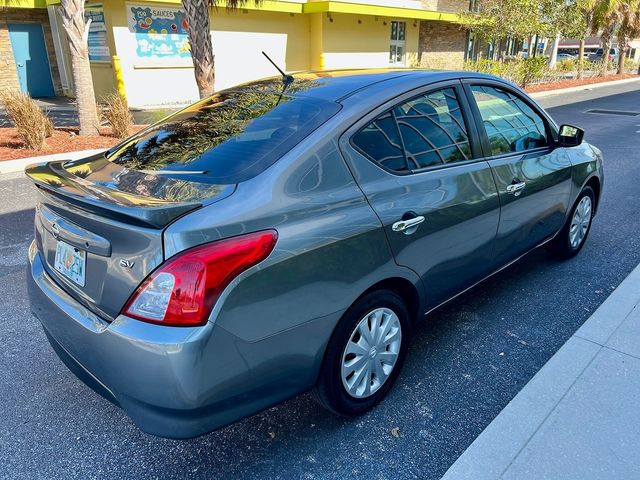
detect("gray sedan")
[26,70,603,438]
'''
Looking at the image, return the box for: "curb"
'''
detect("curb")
[0,149,105,175]
[442,261,640,480]
[528,76,640,99]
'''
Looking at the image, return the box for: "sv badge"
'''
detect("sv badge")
[119,259,135,269]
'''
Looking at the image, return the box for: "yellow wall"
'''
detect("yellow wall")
[101,1,311,106]
[89,63,117,100]
[320,13,419,69]
[211,9,310,89]
[90,1,422,106]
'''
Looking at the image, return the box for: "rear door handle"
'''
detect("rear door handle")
[392,216,425,234]
[506,182,526,196]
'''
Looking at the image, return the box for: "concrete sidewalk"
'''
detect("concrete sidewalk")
[443,263,640,480]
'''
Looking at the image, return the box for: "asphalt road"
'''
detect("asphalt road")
[1,82,640,480]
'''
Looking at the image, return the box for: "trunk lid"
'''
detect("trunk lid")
[26,153,235,320]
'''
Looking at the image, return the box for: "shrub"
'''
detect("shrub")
[101,92,133,139]
[465,57,549,87]
[624,57,636,73]
[0,90,53,150]
[557,58,577,73]
[517,57,548,87]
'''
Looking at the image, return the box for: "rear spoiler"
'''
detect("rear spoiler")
[25,156,205,229]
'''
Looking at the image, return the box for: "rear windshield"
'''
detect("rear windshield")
[107,80,341,184]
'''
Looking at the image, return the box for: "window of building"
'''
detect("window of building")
[389,21,406,66]
[470,85,548,156]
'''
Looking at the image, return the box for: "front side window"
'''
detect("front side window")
[470,85,547,156]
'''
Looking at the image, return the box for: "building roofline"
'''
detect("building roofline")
[41,0,461,22]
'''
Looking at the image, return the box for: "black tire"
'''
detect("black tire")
[548,186,595,259]
[312,290,412,417]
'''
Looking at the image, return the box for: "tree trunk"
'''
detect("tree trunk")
[616,34,628,75]
[577,38,585,79]
[59,0,99,136]
[548,32,561,69]
[183,0,215,98]
[617,45,626,75]
[600,31,613,76]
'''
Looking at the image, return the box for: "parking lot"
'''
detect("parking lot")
[1,81,640,480]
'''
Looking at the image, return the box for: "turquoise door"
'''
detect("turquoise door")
[8,23,55,98]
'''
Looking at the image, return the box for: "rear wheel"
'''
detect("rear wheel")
[313,290,411,416]
[548,186,595,259]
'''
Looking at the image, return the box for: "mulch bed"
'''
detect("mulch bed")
[0,126,145,162]
[524,73,638,93]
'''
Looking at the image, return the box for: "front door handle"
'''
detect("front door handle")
[506,181,526,196]
[392,215,425,235]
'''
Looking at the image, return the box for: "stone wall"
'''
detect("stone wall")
[0,8,62,96]
[418,20,467,69]
[421,0,470,13]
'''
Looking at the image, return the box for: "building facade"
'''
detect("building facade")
[0,1,64,97]
[1,0,470,106]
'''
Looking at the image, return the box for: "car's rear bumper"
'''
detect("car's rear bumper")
[27,241,337,438]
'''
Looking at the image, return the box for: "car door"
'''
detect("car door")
[463,82,573,267]
[340,82,501,310]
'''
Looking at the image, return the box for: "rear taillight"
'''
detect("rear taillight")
[123,230,277,326]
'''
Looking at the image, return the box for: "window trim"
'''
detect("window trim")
[461,79,559,162]
[345,81,485,177]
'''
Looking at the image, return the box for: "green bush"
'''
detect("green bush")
[624,57,637,72]
[557,58,577,73]
[518,57,548,87]
[465,57,549,87]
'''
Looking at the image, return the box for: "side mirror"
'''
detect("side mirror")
[557,124,584,147]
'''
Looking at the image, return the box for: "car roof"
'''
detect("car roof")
[232,69,503,103]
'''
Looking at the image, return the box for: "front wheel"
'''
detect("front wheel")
[548,186,595,259]
[312,290,411,416]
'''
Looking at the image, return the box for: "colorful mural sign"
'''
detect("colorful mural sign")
[128,5,191,59]
[85,5,110,62]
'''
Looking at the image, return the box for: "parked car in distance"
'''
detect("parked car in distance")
[26,69,604,439]
[556,53,577,61]
[589,47,619,63]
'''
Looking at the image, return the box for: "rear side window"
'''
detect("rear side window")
[107,82,341,184]
[471,85,547,156]
[393,88,471,168]
[351,87,471,173]
[351,111,407,172]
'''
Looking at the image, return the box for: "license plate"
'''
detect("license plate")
[54,241,86,287]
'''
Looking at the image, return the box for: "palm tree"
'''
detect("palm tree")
[182,0,262,99]
[590,0,622,76]
[615,0,640,74]
[59,0,100,135]
[574,0,596,79]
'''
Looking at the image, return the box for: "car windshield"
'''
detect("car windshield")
[106,79,341,184]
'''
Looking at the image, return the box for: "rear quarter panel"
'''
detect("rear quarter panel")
[163,131,424,394]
